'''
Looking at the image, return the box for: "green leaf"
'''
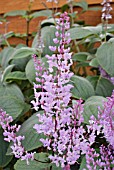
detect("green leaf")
[0,83,24,101]
[14,153,50,170]
[89,58,99,67]
[79,156,87,170]
[0,95,25,120]
[68,27,92,40]
[5,71,27,81]
[70,75,95,100]
[83,96,107,123]
[31,10,52,18]
[25,59,35,84]
[10,47,37,60]
[96,42,114,76]
[87,76,114,97]
[16,112,45,151]
[1,64,15,83]
[0,129,13,168]
[4,10,27,17]
[73,1,88,12]
[1,47,14,69]
[72,52,91,62]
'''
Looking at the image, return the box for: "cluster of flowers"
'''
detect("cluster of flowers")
[86,91,114,169]
[101,0,112,20]
[0,109,35,165]
[32,12,114,169]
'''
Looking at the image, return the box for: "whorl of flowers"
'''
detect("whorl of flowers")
[101,0,112,20]
[32,12,88,168]
[0,109,35,165]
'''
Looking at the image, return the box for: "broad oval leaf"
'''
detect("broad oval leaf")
[96,42,114,76]
[87,76,114,97]
[0,83,24,101]
[83,96,107,123]
[0,129,13,168]
[70,75,95,100]
[10,47,37,60]
[17,112,45,151]
[14,153,50,170]
[0,95,25,120]
[68,27,92,40]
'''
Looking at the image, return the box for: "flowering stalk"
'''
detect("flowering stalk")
[32,12,88,168]
[0,109,35,165]
[101,0,113,38]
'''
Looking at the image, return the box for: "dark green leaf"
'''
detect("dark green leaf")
[70,75,95,100]
[72,52,91,62]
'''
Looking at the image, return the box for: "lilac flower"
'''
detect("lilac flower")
[0,109,35,165]
[101,0,112,20]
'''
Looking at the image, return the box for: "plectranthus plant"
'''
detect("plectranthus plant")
[31,12,89,168]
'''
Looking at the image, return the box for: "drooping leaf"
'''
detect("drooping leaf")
[83,96,107,123]
[70,75,95,100]
[31,10,52,18]
[96,42,114,76]
[68,27,92,40]
[4,10,27,17]
[25,59,35,84]
[14,153,50,170]
[0,129,13,168]
[1,64,15,83]
[1,47,14,69]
